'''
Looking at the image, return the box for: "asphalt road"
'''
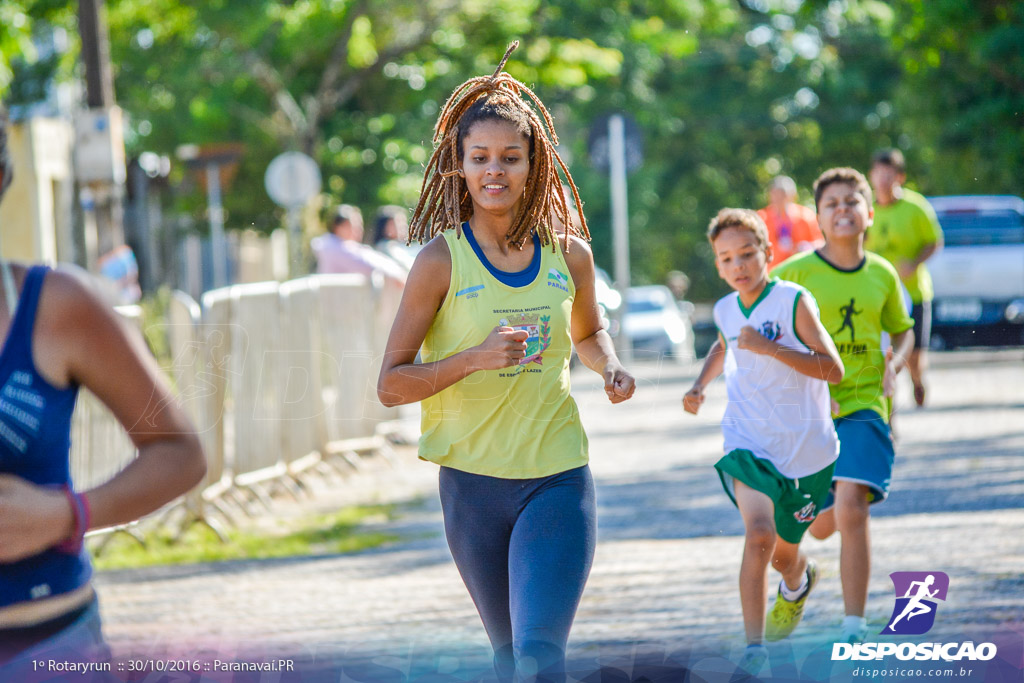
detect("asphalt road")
[92,349,1024,681]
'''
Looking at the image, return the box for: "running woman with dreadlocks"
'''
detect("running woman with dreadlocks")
[0,108,206,675]
[378,43,635,682]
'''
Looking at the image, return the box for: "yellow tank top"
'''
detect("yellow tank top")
[419,227,588,478]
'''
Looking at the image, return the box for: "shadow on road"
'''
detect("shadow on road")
[592,413,1024,542]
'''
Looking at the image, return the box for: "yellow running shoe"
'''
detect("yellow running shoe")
[765,559,818,641]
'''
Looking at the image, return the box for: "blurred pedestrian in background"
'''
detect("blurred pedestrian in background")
[666,269,690,302]
[311,204,407,285]
[757,175,824,269]
[866,148,943,407]
[96,244,141,304]
[372,205,420,272]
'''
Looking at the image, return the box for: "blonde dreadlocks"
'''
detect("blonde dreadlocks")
[409,41,590,250]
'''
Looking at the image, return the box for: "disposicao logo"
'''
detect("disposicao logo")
[883,571,948,636]
[832,571,997,663]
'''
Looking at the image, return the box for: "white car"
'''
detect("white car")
[926,195,1024,348]
[623,285,695,361]
[594,267,622,335]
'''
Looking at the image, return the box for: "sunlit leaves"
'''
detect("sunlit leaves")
[2,0,1021,295]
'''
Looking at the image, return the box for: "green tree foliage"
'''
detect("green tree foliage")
[4,1,1023,299]
[1,0,77,103]
[882,0,1024,195]
[104,0,623,234]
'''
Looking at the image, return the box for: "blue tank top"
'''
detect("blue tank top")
[0,265,91,608]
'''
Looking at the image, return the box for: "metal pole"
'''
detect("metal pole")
[78,0,125,263]
[79,188,99,269]
[286,205,303,279]
[609,114,632,361]
[206,162,227,288]
[129,161,155,292]
[78,0,115,108]
[147,186,164,288]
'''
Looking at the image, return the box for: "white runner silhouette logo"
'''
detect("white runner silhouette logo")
[882,571,949,635]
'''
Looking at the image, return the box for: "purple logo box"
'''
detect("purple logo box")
[882,571,950,636]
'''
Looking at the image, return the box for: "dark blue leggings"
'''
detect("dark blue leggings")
[439,465,597,683]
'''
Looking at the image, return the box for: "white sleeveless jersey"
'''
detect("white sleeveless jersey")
[713,279,839,478]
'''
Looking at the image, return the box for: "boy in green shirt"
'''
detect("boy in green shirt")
[773,167,915,644]
[866,148,943,407]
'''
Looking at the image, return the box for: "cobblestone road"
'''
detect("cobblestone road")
[93,350,1024,680]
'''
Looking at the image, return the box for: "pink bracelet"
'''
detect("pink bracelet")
[54,486,91,554]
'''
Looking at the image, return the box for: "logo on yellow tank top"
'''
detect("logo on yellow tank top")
[499,311,552,366]
[456,284,485,299]
[547,268,570,293]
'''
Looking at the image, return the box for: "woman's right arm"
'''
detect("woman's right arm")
[55,269,208,532]
[376,237,528,407]
[0,268,206,562]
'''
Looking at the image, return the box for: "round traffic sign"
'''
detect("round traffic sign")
[264,152,322,208]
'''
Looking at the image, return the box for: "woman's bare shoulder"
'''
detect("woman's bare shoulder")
[42,264,115,314]
[557,233,595,282]
[414,233,453,266]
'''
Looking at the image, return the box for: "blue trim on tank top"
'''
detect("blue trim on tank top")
[462,222,541,288]
[1,265,47,370]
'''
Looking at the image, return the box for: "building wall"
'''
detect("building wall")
[0,117,74,263]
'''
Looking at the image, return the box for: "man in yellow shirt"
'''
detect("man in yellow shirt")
[866,149,943,407]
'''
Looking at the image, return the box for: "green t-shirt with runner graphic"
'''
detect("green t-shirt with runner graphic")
[774,250,914,422]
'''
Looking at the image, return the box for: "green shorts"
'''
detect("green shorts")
[715,449,836,544]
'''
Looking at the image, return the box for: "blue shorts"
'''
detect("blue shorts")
[820,409,895,511]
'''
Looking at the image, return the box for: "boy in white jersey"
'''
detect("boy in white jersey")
[683,209,844,674]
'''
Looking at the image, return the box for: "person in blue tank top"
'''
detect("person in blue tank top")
[0,108,206,673]
[378,43,635,683]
